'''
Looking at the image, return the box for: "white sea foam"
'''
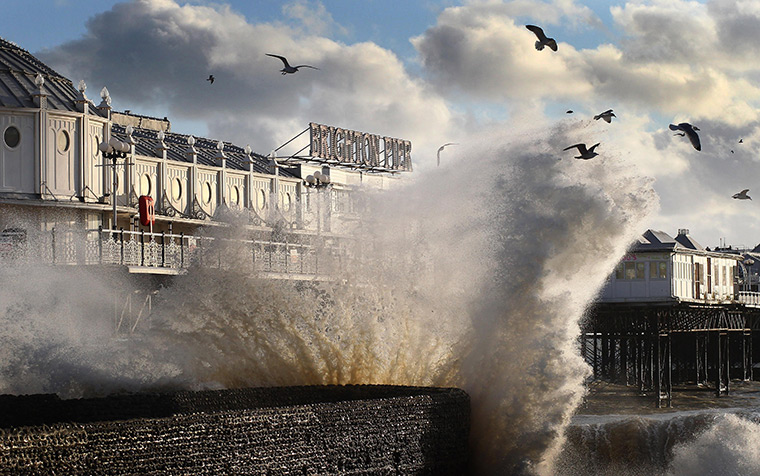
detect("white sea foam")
[558,409,760,475]
[0,120,657,474]
[669,412,760,476]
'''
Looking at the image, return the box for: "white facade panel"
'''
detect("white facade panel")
[46,116,78,195]
[0,113,35,193]
[84,121,106,201]
[166,166,190,215]
[197,168,218,216]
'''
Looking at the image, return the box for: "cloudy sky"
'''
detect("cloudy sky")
[5,0,760,247]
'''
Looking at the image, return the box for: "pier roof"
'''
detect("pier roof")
[111,123,298,177]
[0,37,98,113]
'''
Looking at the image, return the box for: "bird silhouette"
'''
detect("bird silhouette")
[206,75,214,84]
[733,189,751,200]
[566,110,573,114]
[669,123,701,151]
[525,25,557,51]
[436,143,458,166]
[563,143,600,160]
[594,109,616,123]
[266,54,319,75]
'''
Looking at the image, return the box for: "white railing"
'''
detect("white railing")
[738,291,760,307]
[0,227,347,278]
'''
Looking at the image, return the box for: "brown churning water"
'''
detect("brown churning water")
[0,121,662,474]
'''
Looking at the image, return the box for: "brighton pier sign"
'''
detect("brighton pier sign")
[309,122,412,172]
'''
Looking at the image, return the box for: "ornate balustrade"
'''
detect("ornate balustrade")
[0,227,345,279]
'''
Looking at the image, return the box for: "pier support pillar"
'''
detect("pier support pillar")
[744,330,753,382]
[712,331,730,397]
[654,332,672,408]
[696,332,708,386]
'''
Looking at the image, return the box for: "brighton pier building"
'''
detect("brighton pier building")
[0,37,412,277]
[585,228,760,407]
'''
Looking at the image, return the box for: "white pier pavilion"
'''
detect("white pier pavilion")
[0,37,411,277]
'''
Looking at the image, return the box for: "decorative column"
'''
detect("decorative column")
[124,125,137,205]
[244,144,254,209]
[215,140,226,206]
[31,74,47,196]
[187,136,198,217]
[155,130,168,212]
[74,80,89,113]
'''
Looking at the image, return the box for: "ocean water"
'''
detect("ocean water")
[8,121,755,475]
[558,382,760,475]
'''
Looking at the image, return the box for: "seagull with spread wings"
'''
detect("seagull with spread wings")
[206,75,215,84]
[563,143,600,160]
[594,109,616,123]
[525,25,557,51]
[669,123,701,151]
[266,54,319,75]
[733,189,752,200]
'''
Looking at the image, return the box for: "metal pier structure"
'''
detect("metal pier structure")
[582,302,760,407]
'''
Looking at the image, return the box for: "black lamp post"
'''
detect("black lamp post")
[98,127,135,230]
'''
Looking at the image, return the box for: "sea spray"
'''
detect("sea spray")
[557,411,760,475]
[0,121,657,474]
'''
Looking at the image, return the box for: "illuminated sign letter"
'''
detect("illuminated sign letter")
[309,123,321,158]
[319,124,331,160]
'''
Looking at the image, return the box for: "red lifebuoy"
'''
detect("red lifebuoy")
[138,195,155,226]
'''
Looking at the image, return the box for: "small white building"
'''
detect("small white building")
[600,229,742,304]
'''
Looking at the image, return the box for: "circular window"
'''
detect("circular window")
[172,178,182,201]
[93,136,100,157]
[203,182,212,204]
[284,193,292,212]
[4,126,20,148]
[230,185,240,205]
[257,189,267,210]
[57,130,70,153]
[140,174,152,196]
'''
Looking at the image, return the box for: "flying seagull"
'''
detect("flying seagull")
[563,143,600,160]
[594,109,616,123]
[266,54,319,75]
[437,142,458,166]
[669,123,701,151]
[733,189,752,200]
[206,74,214,84]
[525,25,557,52]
